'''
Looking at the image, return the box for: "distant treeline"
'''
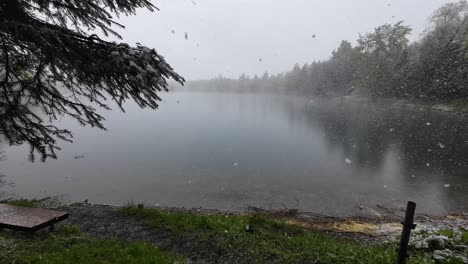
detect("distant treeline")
[181,1,468,102]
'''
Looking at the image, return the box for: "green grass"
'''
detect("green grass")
[0,225,184,264]
[437,228,468,245]
[1,198,40,208]
[462,229,468,244]
[122,206,431,264]
[1,197,63,208]
[0,202,455,263]
[438,229,455,239]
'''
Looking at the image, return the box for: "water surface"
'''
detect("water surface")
[1,92,467,216]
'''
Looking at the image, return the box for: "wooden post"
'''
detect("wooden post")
[397,201,417,264]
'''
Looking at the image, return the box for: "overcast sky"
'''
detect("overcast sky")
[114,0,457,80]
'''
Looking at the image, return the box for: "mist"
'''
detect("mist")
[115,0,456,80]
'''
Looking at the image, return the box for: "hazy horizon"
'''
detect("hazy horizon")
[110,0,457,81]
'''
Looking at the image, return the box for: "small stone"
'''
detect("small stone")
[413,240,429,250]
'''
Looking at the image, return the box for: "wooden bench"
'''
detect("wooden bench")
[0,204,69,232]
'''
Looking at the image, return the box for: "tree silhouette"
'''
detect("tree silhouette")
[0,0,184,161]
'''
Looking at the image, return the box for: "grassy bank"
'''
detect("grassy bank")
[122,206,425,263]
[0,202,466,263]
[0,225,183,264]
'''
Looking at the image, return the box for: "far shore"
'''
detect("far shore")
[338,95,468,114]
[171,88,468,114]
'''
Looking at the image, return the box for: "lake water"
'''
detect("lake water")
[1,92,467,216]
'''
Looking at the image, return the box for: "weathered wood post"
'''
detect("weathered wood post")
[397,201,417,264]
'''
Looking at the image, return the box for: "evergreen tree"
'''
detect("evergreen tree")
[329,41,359,95]
[0,0,184,161]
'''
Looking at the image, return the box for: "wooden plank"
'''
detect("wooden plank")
[0,204,69,232]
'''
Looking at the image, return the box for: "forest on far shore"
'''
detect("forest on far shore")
[179,1,468,103]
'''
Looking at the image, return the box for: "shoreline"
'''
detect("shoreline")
[172,90,468,114]
[6,197,468,224]
[339,95,468,115]
[1,200,467,263]
[62,204,468,263]
[14,198,468,242]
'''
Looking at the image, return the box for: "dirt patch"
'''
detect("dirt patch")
[63,205,392,244]
[246,206,405,244]
[63,205,249,263]
[65,205,173,243]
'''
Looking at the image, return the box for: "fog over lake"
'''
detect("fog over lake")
[1,92,466,216]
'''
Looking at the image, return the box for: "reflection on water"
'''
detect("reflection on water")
[0,92,467,216]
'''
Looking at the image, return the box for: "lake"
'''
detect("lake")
[0,92,467,216]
